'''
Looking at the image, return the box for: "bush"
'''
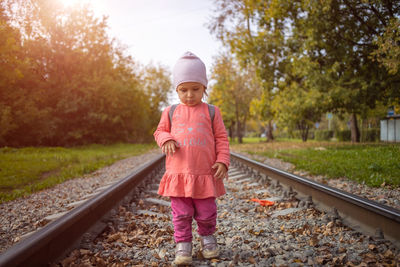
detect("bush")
[361,128,380,142]
[315,130,334,141]
[336,130,351,141]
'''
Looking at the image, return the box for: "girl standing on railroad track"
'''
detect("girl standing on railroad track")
[154,51,230,266]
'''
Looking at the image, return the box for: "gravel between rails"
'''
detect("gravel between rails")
[57,161,400,266]
[0,149,162,253]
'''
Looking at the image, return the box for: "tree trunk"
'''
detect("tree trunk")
[350,113,360,143]
[297,121,309,142]
[236,120,244,143]
[229,121,235,139]
[235,104,242,143]
[301,126,309,142]
[266,120,274,142]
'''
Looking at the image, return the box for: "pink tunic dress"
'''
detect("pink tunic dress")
[154,102,230,199]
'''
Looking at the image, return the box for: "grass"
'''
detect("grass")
[230,139,400,188]
[229,137,267,144]
[0,143,156,203]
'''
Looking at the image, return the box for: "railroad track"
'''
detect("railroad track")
[0,152,399,266]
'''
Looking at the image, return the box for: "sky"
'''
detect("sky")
[84,0,223,74]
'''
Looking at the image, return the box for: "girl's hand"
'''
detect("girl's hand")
[212,162,228,180]
[161,140,178,156]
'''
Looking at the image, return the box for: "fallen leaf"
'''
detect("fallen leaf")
[309,236,319,246]
[197,250,204,260]
[248,257,256,264]
[250,198,275,206]
[249,229,264,236]
[383,249,394,258]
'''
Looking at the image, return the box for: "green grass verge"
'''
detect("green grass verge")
[229,137,305,144]
[229,137,270,144]
[0,143,156,203]
[251,143,400,187]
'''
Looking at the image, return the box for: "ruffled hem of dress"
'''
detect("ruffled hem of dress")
[158,172,226,199]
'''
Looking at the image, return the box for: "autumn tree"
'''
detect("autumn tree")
[209,53,259,143]
[140,63,172,135]
[208,0,290,142]
[0,5,26,144]
[209,0,400,142]
[0,0,171,146]
[372,18,400,76]
[290,0,400,142]
[273,56,326,141]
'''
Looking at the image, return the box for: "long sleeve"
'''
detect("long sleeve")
[212,106,230,168]
[153,106,175,147]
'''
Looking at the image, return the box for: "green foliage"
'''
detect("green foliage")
[315,130,334,141]
[209,53,260,143]
[0,143,156,203]
[272,74,324,141]
[209,0,400,142]
[336,130,352,142]
[141,64,172,135]
[371,18,400,75]
[0,1,171,147]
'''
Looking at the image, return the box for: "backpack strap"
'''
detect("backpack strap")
[168,104,179,129]
[207,104,215,134]
[168,103,215,134]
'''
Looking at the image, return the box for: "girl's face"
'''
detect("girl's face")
[176,82,205,106]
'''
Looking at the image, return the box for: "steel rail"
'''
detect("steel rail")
[0,154,165,267]
[230,152,400,247]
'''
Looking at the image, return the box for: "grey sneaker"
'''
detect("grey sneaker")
[200,235,219,259]
[174,242,192,265]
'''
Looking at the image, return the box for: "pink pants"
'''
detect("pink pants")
[170,197,217,243]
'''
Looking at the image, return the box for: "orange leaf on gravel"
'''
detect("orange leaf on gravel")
[250,198,274,206]
[383,249,394,258]
[309,236,319,246]
[197,250,204,260]
[248,257,256,264]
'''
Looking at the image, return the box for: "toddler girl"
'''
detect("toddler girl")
[154,51,230,265]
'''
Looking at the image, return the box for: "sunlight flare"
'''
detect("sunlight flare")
[57,0,107,16]
[58,0,89,8]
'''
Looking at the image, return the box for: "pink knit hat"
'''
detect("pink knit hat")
[173,51,208,89]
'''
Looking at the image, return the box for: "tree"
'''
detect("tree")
[290,0,400,142]
[273,76,324,142]
[0,0,166,146]
[209,53,259,143]
[371,18,400,76]
[208,0,289,142]
[140,63,172,135]
[209,0,400,143]
[0,3,52,146]
[0,7,23,144]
